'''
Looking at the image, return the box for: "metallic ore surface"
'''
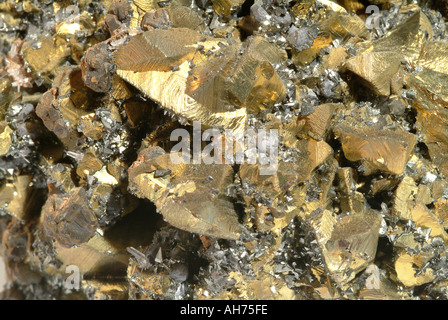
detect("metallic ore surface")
[1,0,448,301]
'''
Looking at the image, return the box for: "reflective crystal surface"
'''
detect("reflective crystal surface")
[1,0,448,301]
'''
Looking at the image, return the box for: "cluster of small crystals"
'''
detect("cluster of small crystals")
[0,0,448,300]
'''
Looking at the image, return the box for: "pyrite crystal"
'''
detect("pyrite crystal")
[1,0,448,302]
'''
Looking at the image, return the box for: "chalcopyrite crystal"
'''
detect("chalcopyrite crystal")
[1,0,448,301]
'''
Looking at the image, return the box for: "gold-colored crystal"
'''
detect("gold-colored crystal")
[213,21,240,40]
[317,0,347,13]
[36,67,96,150]
[344,51,402,96]
[371,176,399,196]
[291,0,315,17]
[240,139,332,202]
[130,0,159,29]
[416,184,432,205]
[292,36,333,66]
[302,103,338,140]
[110,75,133,101]
[128,147,242,240]
[297,157,338,220]
[56,11,96,38]
[22,1,40,13]
[357,10,433,61]
[224,36,287,115]
[434,199,448,229]
[393,176,448,243]
[0,122,12,156]
[22,35,72,85]
[337,167,365,215]
[395,233,420,251]
[344,10,433,95]
[114,28,205,73]
[404,68,448,176]
[76,148,104,180]
[393,175,418,221]
[0,72,18,120]
[335,0,364,12]
[115,29,286,133]
[46,163,76,193]
[211,0,246,16]
[79,114,104,140]
[311,210,382,285]
[54,233,129,276]
[223,271,298,300]
[82,280,129,300]
[141,6,206,32]
[409,203,448,243]
[321,13,370,41]
[122,100,151,127]
[0,2,22,29]
[395,251,435,287]
[115,29,247,133]
[431,180,447,200]
[418,41,448,75]
[322,46,348,70]
[358,264,404,300]
[335,125,417,175]
[0,176,38,221]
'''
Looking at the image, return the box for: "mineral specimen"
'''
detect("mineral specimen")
[41,187,99,248]
[1,0,448,302]
[128,146,242,240]
[334,124,417,175]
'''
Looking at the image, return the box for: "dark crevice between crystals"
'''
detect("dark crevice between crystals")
[104,200,162,250]
[374,235,394,272]
[343,71,384,102]
[365,188,394,211]
[237,0,255,17]
[415,142,431,161]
